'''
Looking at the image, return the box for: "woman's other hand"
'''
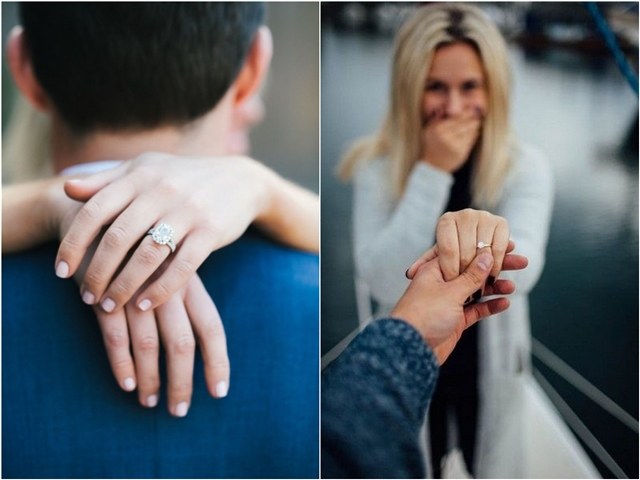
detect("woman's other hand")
[92,273,229,417]
[420,107,481,173]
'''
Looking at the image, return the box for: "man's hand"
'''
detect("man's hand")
[391,251,527,364]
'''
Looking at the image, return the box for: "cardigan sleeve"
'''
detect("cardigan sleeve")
[493,144,554,293]
[353,159,453,307]
[321,318,439,479]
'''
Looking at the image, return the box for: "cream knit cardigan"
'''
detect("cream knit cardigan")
[352,143,554,478]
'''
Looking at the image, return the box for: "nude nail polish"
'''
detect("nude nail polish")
[138,299,152,311]
[101,297,116,313]
[82,291,95,305]
[175,402,189,417]
[123,377,136,391]
[216,381,228,398]
[55,261,69,278]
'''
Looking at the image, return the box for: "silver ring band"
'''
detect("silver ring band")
[477,241,492,249]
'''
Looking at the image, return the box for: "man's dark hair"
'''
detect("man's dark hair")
[20,2,265,135]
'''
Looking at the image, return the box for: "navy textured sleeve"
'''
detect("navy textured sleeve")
[321,318,439,478]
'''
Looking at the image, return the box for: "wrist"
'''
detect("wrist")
[42,177,71,240]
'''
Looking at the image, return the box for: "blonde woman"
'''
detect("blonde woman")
[339,4,553,477]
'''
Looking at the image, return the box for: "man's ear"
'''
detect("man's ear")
[233,26,273,107]
[7,26,50,112]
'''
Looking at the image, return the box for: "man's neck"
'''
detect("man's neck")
[49,106,231,173]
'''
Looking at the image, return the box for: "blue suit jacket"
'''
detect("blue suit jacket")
[3,230,318,478]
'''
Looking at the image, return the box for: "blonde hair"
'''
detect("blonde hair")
[338,3,514,208]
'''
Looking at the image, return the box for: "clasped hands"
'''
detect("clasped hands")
[52,153,285,417]
[393,209,526,364]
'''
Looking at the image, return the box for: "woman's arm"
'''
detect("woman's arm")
[2,177,71,253]
[254,170,319,253]
[353,158,453,307]
[55,153,319,314]
[3,176,230,415]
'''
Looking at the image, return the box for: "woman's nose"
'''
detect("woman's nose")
[445,91,464,117]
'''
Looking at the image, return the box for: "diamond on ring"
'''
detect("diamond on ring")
[477,241,492,249]
[147,223,176,253]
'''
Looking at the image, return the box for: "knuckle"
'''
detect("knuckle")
[151,280,173,302]
[109,277,134,300]
[157,178,179,197]
[459,254,474,269]
[83,268,107,289]
[137,375,160,392]
[438,242,456,258]
[136,335,160,356]
[201,322,225,343]
[459,208,474,221]
[104,329,128,349]
[173,257,196,280]
[59,235,83,256]
[138,244,164,267]
[111,357,132,373]
[78,199,103,224]
[170,334,196,357]
[440,212,454,224]
[169,381,192,397]
[206,355,229,372]
[103,225,129,250]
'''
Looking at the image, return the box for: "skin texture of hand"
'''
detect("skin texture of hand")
[53,183,230,416]
[392,250,528,364]
[407,208,511,284]
[54,152,318,314]
[421,108,481,173]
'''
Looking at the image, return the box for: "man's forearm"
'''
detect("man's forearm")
[321,319,439,478]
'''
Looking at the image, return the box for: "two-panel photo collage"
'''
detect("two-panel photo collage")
[2,2,638,479]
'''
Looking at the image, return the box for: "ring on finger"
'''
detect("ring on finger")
[147,223,176,253]
[477,241,492,249]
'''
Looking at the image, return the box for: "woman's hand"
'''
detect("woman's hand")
[56,189,229,416]
[92,273,229,416]
[54,153,318,314]
[406,209,510,284]
[421,107,481,173]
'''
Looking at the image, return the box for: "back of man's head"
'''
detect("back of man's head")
[19,2,265,136]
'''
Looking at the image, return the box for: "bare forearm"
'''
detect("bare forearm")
[256,170,319,253]
[2,178,61,253]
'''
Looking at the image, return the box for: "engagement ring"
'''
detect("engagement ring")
[147,223,176,253]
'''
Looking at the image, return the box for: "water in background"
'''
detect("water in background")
[320,27,638,477]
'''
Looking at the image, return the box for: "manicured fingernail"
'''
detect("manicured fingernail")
[477,252,493,271]
[82,291,95,305]
[101,297,116,313]
[216,381,228,398]
[146,395,158,408]
[138,299,152,312]
[55,261,69,278]
[175,402,189,417]
[405,268,410,279]
[123,377,136,391]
